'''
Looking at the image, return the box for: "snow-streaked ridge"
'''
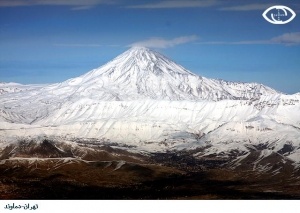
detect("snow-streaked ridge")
[0,47,299,163]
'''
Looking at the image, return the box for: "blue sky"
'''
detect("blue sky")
[0,0,299,94]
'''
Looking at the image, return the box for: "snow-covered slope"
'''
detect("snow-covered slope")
[0,82,44,95]
[0,47,299,164]
[0,47,280,123]
[2,47,278,103]
[55,46,279,101]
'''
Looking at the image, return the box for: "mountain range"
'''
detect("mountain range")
[0,47,300,199]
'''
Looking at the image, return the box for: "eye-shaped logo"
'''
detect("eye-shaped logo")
[263,5,296,24]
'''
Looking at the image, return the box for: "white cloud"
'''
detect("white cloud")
[197,40,268,45]
[129,35,198,48]
[220,3,275,11]
[127,0,220,9]
[271,32,300,45]
[0,0,30,7]
[0,0,114,9]
[53,43,121,47]
[54,43,103,47]
[196,32,300,46]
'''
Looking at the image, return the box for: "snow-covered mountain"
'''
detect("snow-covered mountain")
[0,47,280,123]
[50,46,279,101]
[1,47,278,102]
[0,47,299,166]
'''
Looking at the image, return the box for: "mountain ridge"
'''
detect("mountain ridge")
[0,47,299,164]
[1,48,299,200]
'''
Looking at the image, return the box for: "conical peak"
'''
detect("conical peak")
[61,45,278,102]
[125,46,157,57]
[104,46,197,77]
[114,46,165,64]
[71,46,198,87]
[129,46,150,51]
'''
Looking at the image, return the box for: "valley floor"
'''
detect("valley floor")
[1,154,300,199]
[1,169,300,200]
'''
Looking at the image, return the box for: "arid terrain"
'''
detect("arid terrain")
[1,139,299,199]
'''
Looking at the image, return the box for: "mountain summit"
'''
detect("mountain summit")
[0,47,278,102]
[59,47,278,101]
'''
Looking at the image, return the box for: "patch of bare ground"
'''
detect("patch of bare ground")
[0,157,183,199]
[1,140,300,199]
